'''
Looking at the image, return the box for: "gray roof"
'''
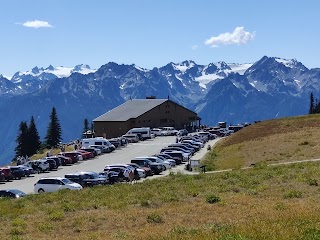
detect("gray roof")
[93,99,168,122]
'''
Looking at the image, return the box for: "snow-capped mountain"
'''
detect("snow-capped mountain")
[0,56,319,166]
[9,64,96,94]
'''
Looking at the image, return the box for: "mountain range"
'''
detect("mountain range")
[0,56,318,165]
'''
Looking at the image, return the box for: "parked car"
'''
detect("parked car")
[59,152,82,163]
[89,145,111,153]
[44,158,58,170]
[46,156,62,168]
[8,166,25,179]
[151,128,164,136]
[0,171,5,182]
[130,158,163,175]
[177,129,189,136]
[56,155,73,165]
[81,147,101,156]
[76,149,94,159]
[0,167,15,181]
[0,189,26,198]
[24,160,50,173]
[99,171,120,184]
[34,177,83,193]
[127,163,153,177]
[108,138,122,148]
[106,164,145,179]
[16,165,35,176]
[65,172,106,187]
[103,166,128,182]
[154,153,182,165]
[122,134,140,143]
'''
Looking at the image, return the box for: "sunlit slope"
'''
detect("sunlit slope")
[203,114,320,170]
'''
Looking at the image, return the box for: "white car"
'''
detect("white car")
[106,164,146,179]
[34,177,83,193]
[151,128,164,136]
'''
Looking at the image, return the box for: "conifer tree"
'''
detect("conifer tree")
[83,118,89,133]
[309,92,315,114]
[44,107,62,148]
[27,116,41,156]
[14,121,28,158]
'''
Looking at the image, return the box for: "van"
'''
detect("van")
[161,127,178,136]
[81,137,115,151]
[126,127,151,140]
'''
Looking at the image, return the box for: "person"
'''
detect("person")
[16,157,21,166]
[107,171,114,185]
[207,144,211,151]
[134,168,139,181]
[176,136,179,143]
[74,144,78,150]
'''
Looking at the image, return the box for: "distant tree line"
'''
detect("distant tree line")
[309,92,320,114]
[14,107,62,160]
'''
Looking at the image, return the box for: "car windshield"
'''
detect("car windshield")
[9,189,26,196]
[61,178,73,184]
[88,173,99,178]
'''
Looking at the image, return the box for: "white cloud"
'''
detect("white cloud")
[192,45,198,50]
[21,20,53,28]
[205,27,255,47]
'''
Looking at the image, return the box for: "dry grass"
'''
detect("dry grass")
[31,145,74,160]
[202,114,320,170]
[3,114,320,239]
[2,162,320,239]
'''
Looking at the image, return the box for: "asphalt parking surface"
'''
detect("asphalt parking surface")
[0,136,220,194]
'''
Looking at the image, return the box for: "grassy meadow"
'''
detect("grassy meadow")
[202,114,320,171]
[2,114,320,239]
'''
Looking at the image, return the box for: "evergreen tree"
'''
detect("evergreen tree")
[14,121,28,158]
[314,98,320,114]
[27,116,41,156]
[83,118,89,133]
[44,107,62,148]
[309,92,315,114]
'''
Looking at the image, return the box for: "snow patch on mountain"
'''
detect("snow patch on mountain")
[172,60,195,72]
[274,57,297,68]
[227,63,252,75]
[133,65,149,72]
[12,64,96,81]
[195,63,252,89]
[196,74,223,88]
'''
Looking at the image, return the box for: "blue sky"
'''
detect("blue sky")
[0,0,319,77]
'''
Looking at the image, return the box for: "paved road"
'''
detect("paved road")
[0,136,220,194]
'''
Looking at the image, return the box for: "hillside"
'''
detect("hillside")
[202,114,320,170]
[2,115,320,239]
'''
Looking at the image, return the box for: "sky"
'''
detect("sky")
[0,0,319,78]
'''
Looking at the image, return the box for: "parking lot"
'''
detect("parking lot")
[0,136,218,194]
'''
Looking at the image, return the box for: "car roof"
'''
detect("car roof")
[39,176,65,180]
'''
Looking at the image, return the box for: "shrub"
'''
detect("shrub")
[147,213,163,223]
[206,194,221,204]
[283,190,302,199]
[306,178,318,186]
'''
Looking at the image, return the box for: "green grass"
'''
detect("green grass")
[1,161,320,239]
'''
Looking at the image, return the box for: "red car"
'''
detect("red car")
[59,152,81,163]
[76,150,94,159]
[0,167,14,181]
